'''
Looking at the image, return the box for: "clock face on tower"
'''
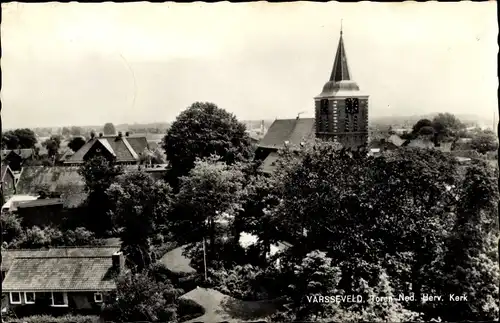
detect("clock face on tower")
[345,98,359,114]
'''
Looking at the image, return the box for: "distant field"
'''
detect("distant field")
[133,133,165,142]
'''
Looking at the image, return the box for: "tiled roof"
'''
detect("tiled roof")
[126,137,149,156]
[1,250,49,272]
[258,118,315,149]
[2,256,117,292]
[16,166,87,208]
[1,164,14,180]
[260,152,280,174]
[1,149,35,160]
[1,246,121,272]
[387,135,405,147]
[46,246,121,257]
[65,135,149,164]
[16,198,64,209]
[406,138,435,149]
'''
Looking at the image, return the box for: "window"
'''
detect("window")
[24,292,35,304]
[320,99,329,115]
[94,292,103,303]
[9,292,21,305]
[51,292,68,307]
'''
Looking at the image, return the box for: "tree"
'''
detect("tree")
[70,126,83,136]
[173,156,246,266]
[162,102,253,181]
[287,250,342,320]
[103,123,116,135]
[68,136,86,152]
[418,125,435,136]
[42,135,62,158]
[2,129,37,149]
[2,131,20,149]
[237,173,283,264]
[438,163,499,321]
[412,119,433,135]
[0,212,23,245]
[470,131,498,154]
[272,143,461,314]
[61,127,71,137]
[432,113,465,136]
[107,171,173,271]
[102,271,183,322]
[78,156,123,236]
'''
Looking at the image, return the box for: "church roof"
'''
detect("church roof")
[258,118,315,149]
[316,29,367,98]
[330,29,350,83]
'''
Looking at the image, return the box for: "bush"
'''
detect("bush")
[8,226,103,248]
[151,240,178,260]
[211,264,267,301]
[177,298,205,321]
[0,212,23,244]
[5,315,99,323]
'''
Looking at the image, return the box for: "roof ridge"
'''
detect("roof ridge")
[50,245,120,249]
[14,256,114,259]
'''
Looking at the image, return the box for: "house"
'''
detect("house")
[15,166,88,209]
[15,165,169,216]
[1,195,39,214]
[1,164,17,201]
[64,132,149,165]
[1,247,123,314]
[369,134,405,152]
[16,198,66,228]
[57,149,75,164]
[1,149,35,171]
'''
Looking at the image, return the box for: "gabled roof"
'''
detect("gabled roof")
[406,138,436,149]
[2,256,117,292]
[260,151,280,174]
[387,135,405,147]
[1,164,15,181]
[1,149,34,160]
[65,135,149,164]
[1,246,121,272]
[16,166,87,208]
[1,249,49,272]
[258,118,315,150]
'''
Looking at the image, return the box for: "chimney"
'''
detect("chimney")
[125,131,130,137]
[90,132,95,139]
[99,133,103,138]
[118,132,123,138]
[112,251,125,273]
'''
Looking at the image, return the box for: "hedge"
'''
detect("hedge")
[177,298,205,321]
[4,315,100,323]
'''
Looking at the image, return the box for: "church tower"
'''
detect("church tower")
[314,26,369,150]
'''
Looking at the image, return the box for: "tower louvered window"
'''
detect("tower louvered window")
[353,115,358,132]
[344,117,350,132]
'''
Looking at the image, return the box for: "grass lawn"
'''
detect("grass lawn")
[160,244,196,274]
[180,287,280,323]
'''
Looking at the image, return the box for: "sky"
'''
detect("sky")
[1,1,498,129]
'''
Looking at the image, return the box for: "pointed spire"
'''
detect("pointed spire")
[329,22,351,82]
